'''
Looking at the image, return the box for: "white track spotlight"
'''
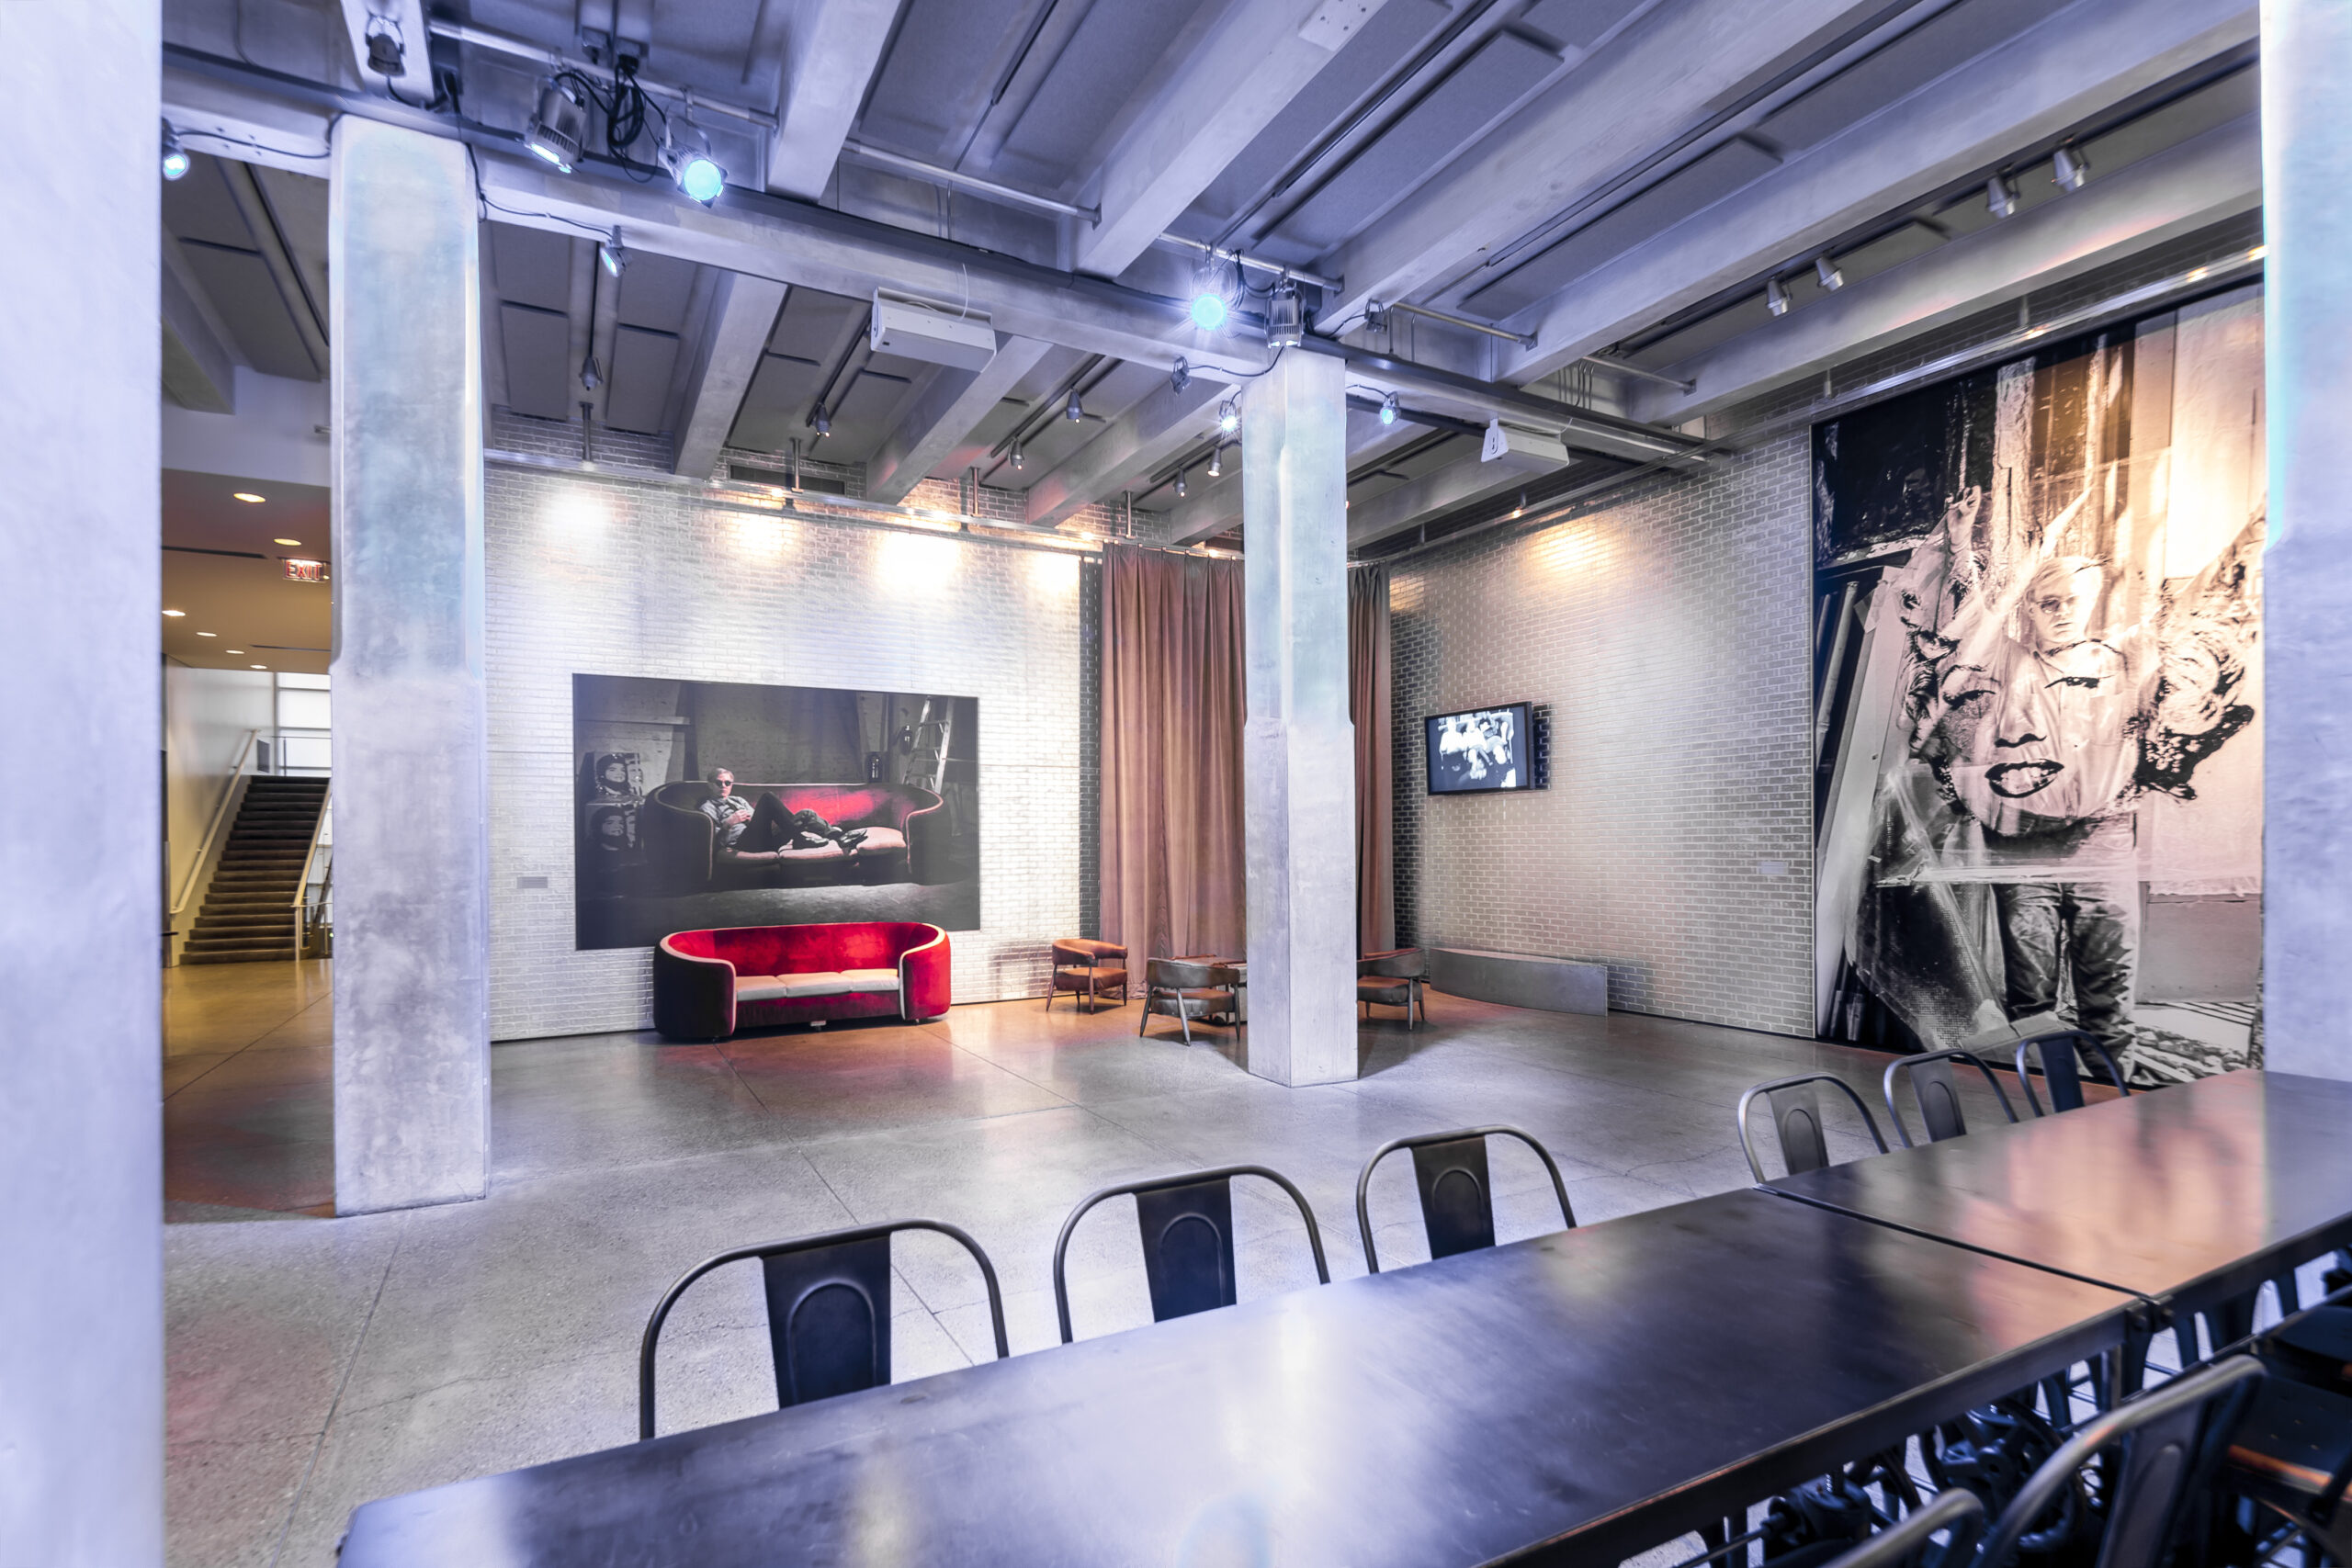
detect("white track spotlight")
[1064,388,1084,422]
[811,407,831,437]
[161,121,189,181]
[601,237,628,277]
[1766,276,1790,317]
[1378,392,1398,426]
[1216,399,1239,435]
[579,354,601,392]
[526,81,588,173]
[1175,469,1188,500]
[662,120,726,204]
[1266,281,1304,349]
[1815,255,1844,292]
[1011,445,1023,471]
[1986,175,2018,220]
[1207,445,1223,479]
[2053,145,2088,193]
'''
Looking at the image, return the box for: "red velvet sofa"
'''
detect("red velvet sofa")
[641,781,950,895]
[654,921,951,1042]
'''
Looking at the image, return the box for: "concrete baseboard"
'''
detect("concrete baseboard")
[1428,947,1609,1015]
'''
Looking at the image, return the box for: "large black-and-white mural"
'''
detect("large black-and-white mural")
[1813,286,2264,1083]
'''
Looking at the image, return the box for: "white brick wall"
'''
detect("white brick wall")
[1389,434,1816,1036]
[486,461,1085,1040]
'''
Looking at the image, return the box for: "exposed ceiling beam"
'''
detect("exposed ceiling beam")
[217,156,328,378]
[1024,375,1232,529]
[669,270,789,479]
[1345,435,1566,550]
[1319,0,1889,329]
[1075,0,1394,278]
[1499,0,2257,384]
[767,0,904,200]
[1635,112,2260,423]
[865,338,1055,504]
[161,252,238,413]
[1159,466,1245,546]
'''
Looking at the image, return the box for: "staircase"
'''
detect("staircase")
[182,775,330,964]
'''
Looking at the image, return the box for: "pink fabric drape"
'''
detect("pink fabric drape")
[1350,564,1395,954]
[1100,544,1247,960]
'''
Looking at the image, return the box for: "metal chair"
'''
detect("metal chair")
[2223,1371,2352,1564]
[1046,937,1127,1012]
[2013,1029,2132,1116]
[1052,1164,1329,1343]
[1137,957,1240,1045]
[1354,1124,1576,1273]
[1883,1049,2020,1149]
[1977,1355,2263,1568]
[1356,948,1426,1028]
[1737,1072,1891,1182]
[639,1218,1008,1440]
[1815,1487,1985,1568]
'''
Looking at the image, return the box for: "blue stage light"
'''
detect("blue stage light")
[162,122,189,182]
[1189,291,1228,333]
[675,155,725,204]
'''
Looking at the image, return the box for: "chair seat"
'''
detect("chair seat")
[1358,979,1415,1005]
[1147,987,1234,1020]
[739,969,900,1001]
[1054,965,1128,988]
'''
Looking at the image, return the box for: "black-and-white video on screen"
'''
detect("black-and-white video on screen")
[1425,704,1534,795]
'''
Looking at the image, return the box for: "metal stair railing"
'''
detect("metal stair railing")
[290,782,332,961]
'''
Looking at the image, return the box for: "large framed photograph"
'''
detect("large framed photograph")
[572,674,979,951]
[1425,703,1536,795]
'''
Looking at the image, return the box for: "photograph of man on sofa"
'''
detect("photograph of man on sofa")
[573,673,978,952]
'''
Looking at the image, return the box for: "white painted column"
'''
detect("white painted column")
[330,118,492,1209]
[1240,349,1359,1086]
[0,1,164,1559]
[2261,0,2352,1082]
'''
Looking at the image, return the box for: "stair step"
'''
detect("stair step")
[183,949,297,964]
[184,942,296,957]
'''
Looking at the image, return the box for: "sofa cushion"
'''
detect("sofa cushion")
[734,976,793,1002]
[838,968,901,991]
[774,972,857,998]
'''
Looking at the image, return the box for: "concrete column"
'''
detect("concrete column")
[1240,350,1358,1086]
[330,118,492,1209]
[0,1,164,1559]
[2261,0,2352,1082]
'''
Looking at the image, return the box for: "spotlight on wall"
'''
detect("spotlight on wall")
[662,121,726,203]
[2052,144,2088,193]
[1175,469,1188,500]
[1815,256,1844,292]
[1189,291,1228,333]
[1985,175,2018,220]
[1216,399,1239,434]
[1207,445,1223,479]
[1766,276,1790,317]
[526,81,588,173]
[811,407,831,437]
[1065,389,1085,422]
[1266,281,1304,349]
[600,237,628,277]
[363,14,405,76]
[161,120,189,182]
[1378,392,1398,426]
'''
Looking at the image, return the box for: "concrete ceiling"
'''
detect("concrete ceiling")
[159,0,2262,548]
[161,470,333,675]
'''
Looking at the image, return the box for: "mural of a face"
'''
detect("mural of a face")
[2018,560,2103,652]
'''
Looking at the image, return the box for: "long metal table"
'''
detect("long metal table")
[1766,1070,2352,1325]
[339,1186,2132,1567]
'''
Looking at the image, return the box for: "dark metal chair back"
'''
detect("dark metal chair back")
[1736,1073,1890,1182]
[1353,1124,1576,1273]
[639,1218,1008,1439]
[1358,949,1423,979]
[1883,1049,2019,1148]
[1053,1164,1329,1343]
[1978,1355,2262,1568]
[2014,1029,2132,1116]
[1816,1487,1985,1568]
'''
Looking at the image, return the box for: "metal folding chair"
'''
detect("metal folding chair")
[1883,1048,2020,1148]
[1354,1124,1575,1273]
[1736,1072,1890,1182]
[638,1218,1008,1439]
[2013,1029,2132,1116]
[1052,1163,1328,1343]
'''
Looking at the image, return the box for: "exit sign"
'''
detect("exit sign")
[283,558,325,582]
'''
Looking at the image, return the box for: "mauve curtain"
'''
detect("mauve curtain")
[1350,564,1395,955]
[1101,544,1247,960]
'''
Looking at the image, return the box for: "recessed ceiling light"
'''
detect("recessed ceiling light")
[163,608,186,616]
[196,631,217,637]
[225,649,244,655]
[250,664,268,670]
[232,492,266,503]
[275,537,301,547]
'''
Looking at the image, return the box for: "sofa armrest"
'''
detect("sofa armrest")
[899,926,951,1021]
[654,938,736,1042]
[905,795,951,886]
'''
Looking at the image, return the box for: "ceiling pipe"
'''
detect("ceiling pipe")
[1373,299,1536,349]
[1157,232,1342,295]
[841,141,1100,223]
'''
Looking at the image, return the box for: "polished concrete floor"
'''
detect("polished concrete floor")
[164,962,2031,1568]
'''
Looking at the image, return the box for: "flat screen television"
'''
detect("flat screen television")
[1425,703,1538,795]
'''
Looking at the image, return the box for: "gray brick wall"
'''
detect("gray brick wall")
[1389,433,1816,1036]
[485,462,1085,1041]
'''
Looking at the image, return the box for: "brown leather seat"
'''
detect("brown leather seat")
[1357,948,1426,1029]
[1139,958,1242,1045]
[1047,938,1128,1011]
